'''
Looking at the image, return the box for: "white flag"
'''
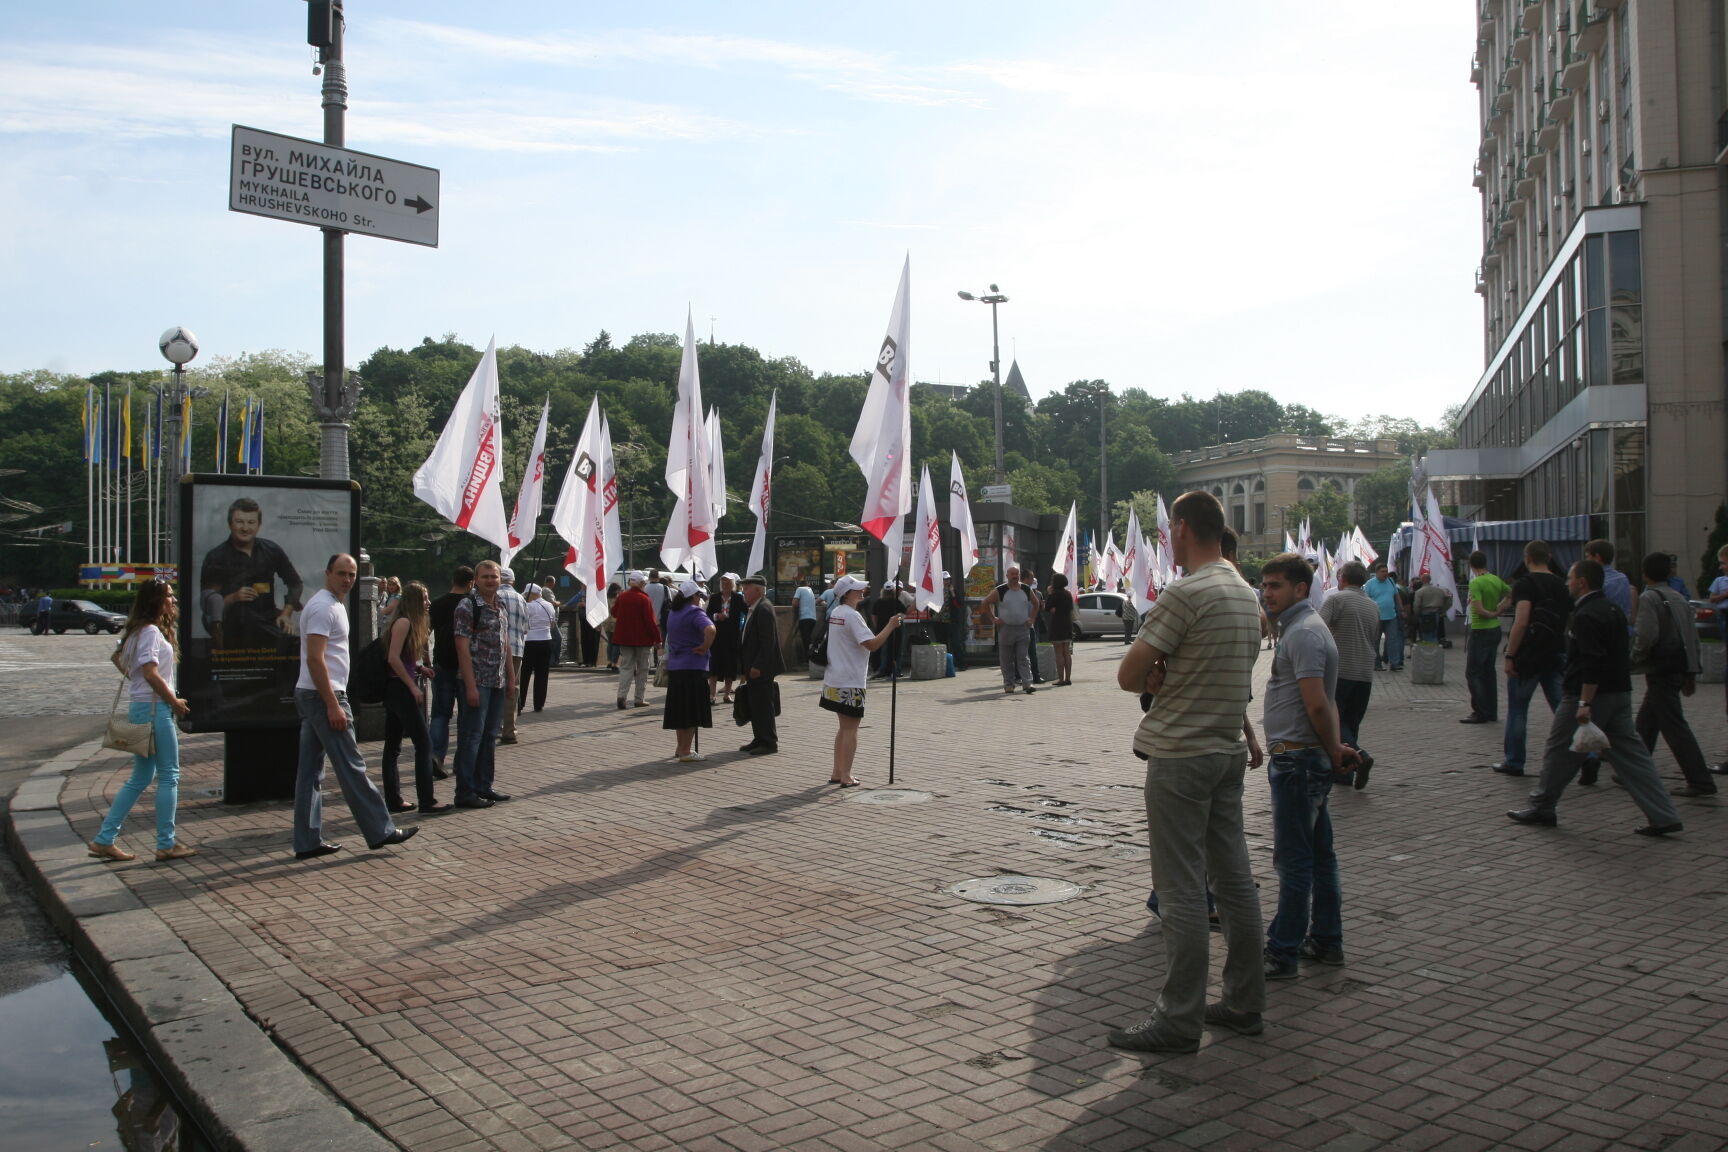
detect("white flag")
[1308,543,1331,608]
[849,257,913,573]
[551,397,620,629]
[1125,509,1154,614]
[413,336,511,550]
[707,406,728,523]
[745,392,777,578]
[948,452,979,574]
[1354,524,1380,565]
[1100,530,1123,591]
[1155,494,1174,587]
[661,312,717,576]
[1283,529,1297,554]
[1416,486,1460,615]
[909,465,943,612]
[1052,502,1080,594]
[1299,517,1313,555]
[502,396,550,567]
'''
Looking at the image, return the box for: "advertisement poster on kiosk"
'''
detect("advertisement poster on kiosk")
[178,475,361,731]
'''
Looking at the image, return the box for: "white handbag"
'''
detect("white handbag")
[101,673,156,758]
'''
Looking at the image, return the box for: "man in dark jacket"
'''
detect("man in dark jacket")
[1507,560,1684,836]
[736,574,785,754]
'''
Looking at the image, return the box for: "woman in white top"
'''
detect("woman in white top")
[89,581,196,862]
[819,575,902,787]
[518,584,560,714]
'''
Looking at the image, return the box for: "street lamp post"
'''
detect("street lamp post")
[158,327,200,570]
[956,285,1009,483]
[307,0,360,479]
[1093,383,1109,547]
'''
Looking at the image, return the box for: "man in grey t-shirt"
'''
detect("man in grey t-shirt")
[1259,553,1359,981]
[983,566,1040,694]
[1319,560,1380,772]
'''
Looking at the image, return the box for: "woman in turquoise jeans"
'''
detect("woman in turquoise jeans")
[88,580,197,863]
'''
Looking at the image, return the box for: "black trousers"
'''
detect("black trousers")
[381,678,436,809]
[742,676,778,748]
[1335,677,1372,751]
[1637,672,1712,790]
[519,639,553,712]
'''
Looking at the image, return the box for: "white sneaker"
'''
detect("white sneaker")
[676,752,706,763]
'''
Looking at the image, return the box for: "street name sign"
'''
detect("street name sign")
[979,483,1013,503]
[228,125,440,247]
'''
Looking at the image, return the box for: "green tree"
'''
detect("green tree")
[1287,483,1352,546]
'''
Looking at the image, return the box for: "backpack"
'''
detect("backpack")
[1515,574,1569,675]
[351,635,390,703]
[808,615,832,666]
[1644,587,1699,676]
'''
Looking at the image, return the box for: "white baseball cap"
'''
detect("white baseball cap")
[834,575,867,597]
[499,567,515,584]
[627,570,647,586]
[678,579,702,598]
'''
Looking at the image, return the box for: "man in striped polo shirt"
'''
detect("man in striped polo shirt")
[1109,490,1267,1054]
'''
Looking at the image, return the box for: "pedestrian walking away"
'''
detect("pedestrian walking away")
[1507,559,1684,836]
[1319,560,1380,775]
[1108,490,1266,1054]
[612,571,661,709]
[518,583,558,714]
[87,580,198,863]
[1631,552,1712,796]
[293,554,415,858]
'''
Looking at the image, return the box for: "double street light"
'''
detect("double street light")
[956,285,1009,483]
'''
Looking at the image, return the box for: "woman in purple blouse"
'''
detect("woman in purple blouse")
[662,580,716,763]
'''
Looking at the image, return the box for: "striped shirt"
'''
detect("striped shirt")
[1132,560,1261,759]
[1318,586,1381,683]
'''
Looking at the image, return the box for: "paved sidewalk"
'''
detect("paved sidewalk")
[25,639,1728,1150]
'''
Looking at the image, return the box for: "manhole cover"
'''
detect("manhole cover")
[948,875,1082,906]
[847,789,933,805]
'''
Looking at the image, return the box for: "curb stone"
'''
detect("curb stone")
[3,739,395,1152]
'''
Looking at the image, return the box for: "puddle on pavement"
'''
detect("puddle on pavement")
[0,959,212,1152]
[984,805,1106,828]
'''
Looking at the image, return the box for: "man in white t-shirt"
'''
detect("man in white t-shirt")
[293,553,416,859]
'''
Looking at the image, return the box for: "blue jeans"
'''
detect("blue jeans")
[1502,668,1564,770]
[1266,748,1340,962]
[1376,617,1403,669]
[95,700,181,852]
[428,666,460,764]
[294,689,393,854]
[454,684,505,802]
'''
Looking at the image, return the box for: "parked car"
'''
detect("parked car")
[1073,591,1137,640]
[31,599,126,635]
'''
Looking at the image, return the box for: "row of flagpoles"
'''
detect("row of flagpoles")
[406,256,1462,626]
[81,384,267,564]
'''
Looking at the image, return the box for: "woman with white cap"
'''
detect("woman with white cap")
[706,572,745,704]
[663,579,716,762]
[820,575,903,786]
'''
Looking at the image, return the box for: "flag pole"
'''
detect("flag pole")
[887,646,899,785]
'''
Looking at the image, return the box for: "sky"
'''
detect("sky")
[0,2,1484,425]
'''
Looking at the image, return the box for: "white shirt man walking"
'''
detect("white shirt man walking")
[1109,491,1266,1053]
[293,553,416,859]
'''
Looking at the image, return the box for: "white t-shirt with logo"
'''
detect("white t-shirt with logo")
[296,588,351,692]
[821,605,879,691]
[123,624,176,702]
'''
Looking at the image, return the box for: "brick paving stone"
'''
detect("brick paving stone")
[31,639,1728,1149]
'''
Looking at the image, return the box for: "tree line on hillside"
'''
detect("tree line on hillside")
[0,333,1453,588]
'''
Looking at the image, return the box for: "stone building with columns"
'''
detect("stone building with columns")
[1171,435,1404,556]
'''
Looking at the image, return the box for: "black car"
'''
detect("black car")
[30,599,126,634]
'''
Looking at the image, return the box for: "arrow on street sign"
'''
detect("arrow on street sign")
[228,124,440,248]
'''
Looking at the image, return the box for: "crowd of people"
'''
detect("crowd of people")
[76,498,1727,1068]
